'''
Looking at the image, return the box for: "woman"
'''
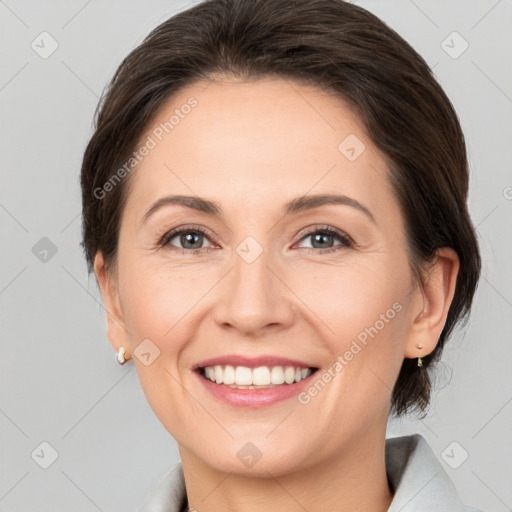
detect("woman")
[80,0,483,510]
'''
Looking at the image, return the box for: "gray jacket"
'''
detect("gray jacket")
[136,433,484,511]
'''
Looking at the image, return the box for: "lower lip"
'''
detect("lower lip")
[194,370,316,408]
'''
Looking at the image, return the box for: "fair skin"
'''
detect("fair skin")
[94,76,459,512]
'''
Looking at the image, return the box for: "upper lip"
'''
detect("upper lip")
[192,355,318,370]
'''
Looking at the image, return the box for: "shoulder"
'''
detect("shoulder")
[135,462,187,512]
[385,433,485,512]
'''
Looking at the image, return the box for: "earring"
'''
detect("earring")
[116,346,127,365]
[416,344,423,368]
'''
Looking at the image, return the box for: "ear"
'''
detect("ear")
[404,247,460,360]
[93,252,131,360]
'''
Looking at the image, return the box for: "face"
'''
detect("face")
[97,76,434,476]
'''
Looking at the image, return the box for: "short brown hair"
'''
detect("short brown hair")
[80,0,481,417]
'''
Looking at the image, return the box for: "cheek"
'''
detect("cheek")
[118,264,202,426]
[298,258,407,338]
[118,256,202,343]
[298,258,409,408]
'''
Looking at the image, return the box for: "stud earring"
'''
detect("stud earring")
[116,346,127,365]
[416,344,423,368]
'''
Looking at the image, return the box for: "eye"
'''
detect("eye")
[159,225,215,253]
[158,224,354,254]
[295,225,354,253]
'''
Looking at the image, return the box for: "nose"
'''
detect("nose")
[212,243,296,337]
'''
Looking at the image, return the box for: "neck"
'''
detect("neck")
[179,428,394,512]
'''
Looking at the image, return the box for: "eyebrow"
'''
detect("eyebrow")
[141,193,376,225]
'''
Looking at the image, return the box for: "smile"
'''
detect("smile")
[194,364,320,408]
[199,364,316,388]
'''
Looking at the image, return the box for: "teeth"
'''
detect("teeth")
[214,365,223,384]
[235,366,252,385]
[271,366,285,385]
[284,366,295,384]
[253,366,270,385]
[223,365,235,384]
[201,365,313,387]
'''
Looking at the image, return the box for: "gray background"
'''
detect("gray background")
[1,0,511,510]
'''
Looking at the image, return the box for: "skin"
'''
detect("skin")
[94,75,460,512]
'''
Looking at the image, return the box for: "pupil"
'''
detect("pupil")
[183,232,202,249]
[314,233,332,249]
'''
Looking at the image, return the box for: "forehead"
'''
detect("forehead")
[125,76,398,226]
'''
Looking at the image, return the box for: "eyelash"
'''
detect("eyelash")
[158,224,355,255]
